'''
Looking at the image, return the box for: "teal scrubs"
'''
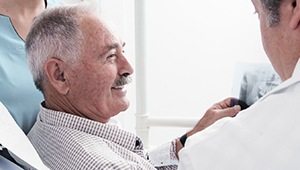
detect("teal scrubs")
[0,0,62,134]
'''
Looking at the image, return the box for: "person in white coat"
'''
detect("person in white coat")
[178,0,300,169]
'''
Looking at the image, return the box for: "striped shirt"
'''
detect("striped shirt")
[28,104,178,170]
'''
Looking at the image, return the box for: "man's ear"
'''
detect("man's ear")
[290,0,300,29]
[44,58,69,95]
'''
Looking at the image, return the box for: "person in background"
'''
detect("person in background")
[26,5,241,169]
[0,0,62,134]
[178,0,300,169]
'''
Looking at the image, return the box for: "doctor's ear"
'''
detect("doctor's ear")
[290,0,300,29]
[44,58,69,95]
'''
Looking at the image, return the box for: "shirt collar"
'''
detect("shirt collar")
[38,104,138,151]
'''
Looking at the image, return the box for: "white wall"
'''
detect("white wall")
[144,0,269,145]
[64,0,270,146]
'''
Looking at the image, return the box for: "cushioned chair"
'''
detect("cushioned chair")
[0,102,48,169]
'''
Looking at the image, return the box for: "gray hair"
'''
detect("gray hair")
[260,0,281,27]
[26,5,91,93]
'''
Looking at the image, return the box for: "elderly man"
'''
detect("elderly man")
[26,5,240,170]
[178,0,300,169]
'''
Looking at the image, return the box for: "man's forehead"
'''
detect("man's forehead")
[100,40,125,56]
[80,13,125,53]
[98,28,123,47]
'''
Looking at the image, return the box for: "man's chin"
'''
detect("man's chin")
[117,99,130,112]
[122,101,130,111]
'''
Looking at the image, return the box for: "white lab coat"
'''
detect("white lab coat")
[178,59,300,170]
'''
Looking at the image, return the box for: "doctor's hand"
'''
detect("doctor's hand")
[176,97,241,157]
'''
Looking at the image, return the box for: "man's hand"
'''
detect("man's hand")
[188,97,241,137]
[176,97,241,157]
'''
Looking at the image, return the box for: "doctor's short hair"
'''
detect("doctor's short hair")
[26,4,91,93]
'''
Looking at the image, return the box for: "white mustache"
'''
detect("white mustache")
[114,75,132,87]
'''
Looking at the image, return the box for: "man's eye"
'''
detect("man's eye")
[108,54,117,58]
[107,54,117,63]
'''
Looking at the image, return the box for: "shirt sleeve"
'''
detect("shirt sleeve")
[148,140,179,169]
